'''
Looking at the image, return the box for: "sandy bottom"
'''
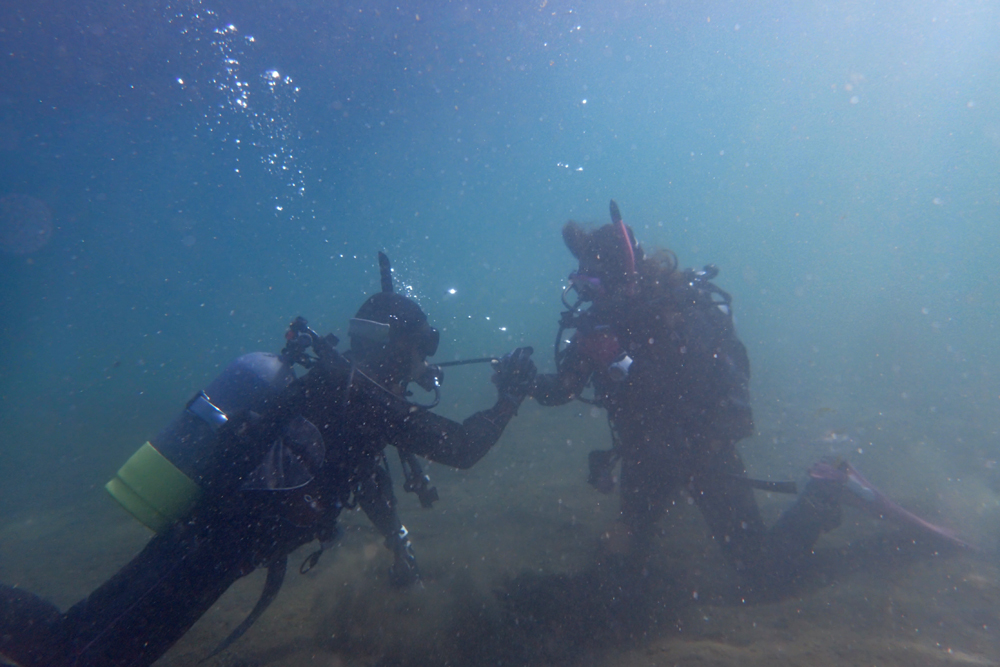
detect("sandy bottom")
[2,408,999,667]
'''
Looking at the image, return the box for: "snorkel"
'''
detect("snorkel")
[609,199,638,296]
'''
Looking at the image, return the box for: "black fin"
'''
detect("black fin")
[200,556,287,663]
[378,252,394,293]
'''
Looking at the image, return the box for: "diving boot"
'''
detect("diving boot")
[386,525,421,588]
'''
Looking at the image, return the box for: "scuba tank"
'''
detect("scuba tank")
[105,352,295,533]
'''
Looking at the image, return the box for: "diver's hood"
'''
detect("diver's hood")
[562,202,643,292]
[349,253,439,358]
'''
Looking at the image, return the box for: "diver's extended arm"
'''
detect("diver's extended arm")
[397,400,522,469]
[394,347,536,469]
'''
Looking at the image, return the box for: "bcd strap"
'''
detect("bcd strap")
[200,555,287,663]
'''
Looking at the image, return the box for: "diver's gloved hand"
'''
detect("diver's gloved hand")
[491,347,536,406]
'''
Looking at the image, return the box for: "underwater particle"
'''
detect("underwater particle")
[0,194,53,255]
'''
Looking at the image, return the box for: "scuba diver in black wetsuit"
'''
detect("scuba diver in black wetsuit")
[0,253,537,667]
[531,201,846,594]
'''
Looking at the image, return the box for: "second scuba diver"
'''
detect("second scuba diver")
[0,252,537,667]
[531,200,966,596]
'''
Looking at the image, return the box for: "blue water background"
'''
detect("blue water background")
[1,0,999,643]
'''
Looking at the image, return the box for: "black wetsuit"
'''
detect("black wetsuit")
[533,277,836,589]
[1,351,519,667]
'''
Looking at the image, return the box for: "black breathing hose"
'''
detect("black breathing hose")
[435,357,497,368]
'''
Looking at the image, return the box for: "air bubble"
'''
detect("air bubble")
[173,3,309,220]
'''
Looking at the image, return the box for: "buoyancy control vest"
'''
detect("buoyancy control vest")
[562,264,739,382]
